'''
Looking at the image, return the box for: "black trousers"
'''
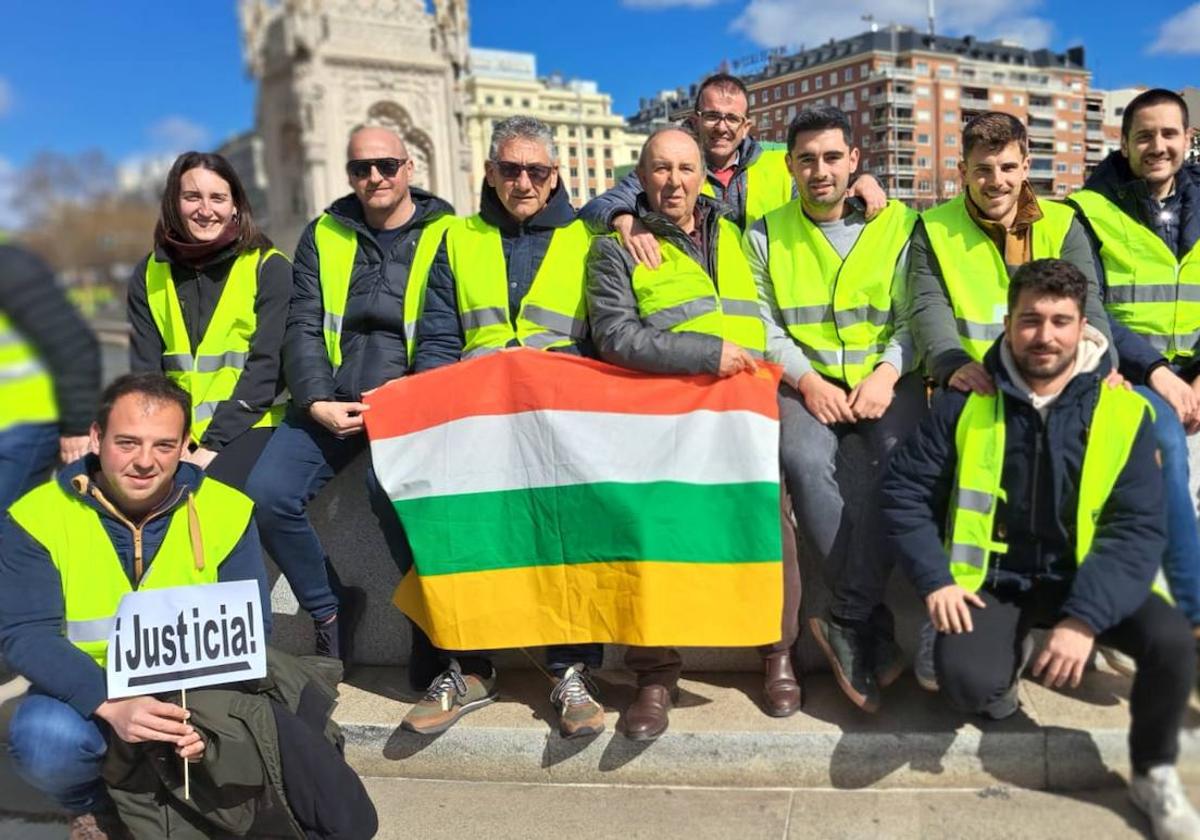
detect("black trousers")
[936,583,1195,774]
[203,427,274,492]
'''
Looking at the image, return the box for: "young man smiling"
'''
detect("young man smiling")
[744,106,925,712]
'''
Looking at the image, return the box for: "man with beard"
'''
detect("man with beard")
[882,259,1199,840]
[1069,88,1200,634]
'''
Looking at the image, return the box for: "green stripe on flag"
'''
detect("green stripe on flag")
[395,481,782,576]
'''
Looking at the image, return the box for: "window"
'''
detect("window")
[861,63,870,78]
[775,85,782,98]
[775,108,783,120]
[787,82,795,96]
[844,68,853,82]
[569,145,578,157]
[861,112,870,125]
[568,127,577,137]
[485,95,495,105]
[992,92,1004,104]
[1071,121,1084,132]
[1011,94,1024,106]
[944,111,957,123]
[917,156,930,167]
[860,88,869,101]
[503,97,513,106]
[1055,120,1067,130]
[916,85,930,96]
[605,168,614,179]
[917,133,930,144]
[1071,164,1082,174]
[521,98,531,108]
[603,128,611,139]
[1056,98,1067,109]
[815,75,823,90]
[569,167,578,177]
[945,135,957,146]
[919,179,931,192]
[944,157,958,168]
[937,66,952,78]
[814,97,824,107]
[1070,99,1081,111]
[1056,183,1069,195]
[1056,162,1068,173]
[1071,143,1083,153]
[944,180,958,194]
[1056,141,1067,152]
[801,79,809,93]
[787,104,797,120]
[917,109,931,122]
[587,167,595,177]
[829,72,837,86]
[586,127,594,138]
[916,61,929,74]
[943,88,958,100]
[843,93,855,110]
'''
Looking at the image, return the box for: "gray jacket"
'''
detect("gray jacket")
[909,214,1111,386]
[586,195,730,375]
[743,198,915,388]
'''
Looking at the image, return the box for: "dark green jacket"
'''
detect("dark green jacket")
[102,649,371,839]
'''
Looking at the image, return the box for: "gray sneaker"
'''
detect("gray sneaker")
[809,616,880,712]
[915,620,939,692]
[550,664,605,739]
[1130,765,1200,840]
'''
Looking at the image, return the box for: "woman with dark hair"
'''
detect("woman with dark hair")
[127,151,292,490]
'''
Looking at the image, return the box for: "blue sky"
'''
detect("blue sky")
[0,0,1196,172]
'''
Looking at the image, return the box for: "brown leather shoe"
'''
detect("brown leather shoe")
[762,651,802,717]
[623,684,675,741]
[69,811,130,840]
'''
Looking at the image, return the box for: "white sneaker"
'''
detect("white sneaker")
[1098,644,1137,678]
[1130,765,1200,840]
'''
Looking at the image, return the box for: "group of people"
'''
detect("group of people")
[1,70,1198,840]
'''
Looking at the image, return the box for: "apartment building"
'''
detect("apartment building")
[746,27,1092,207]
[465,48,645,209]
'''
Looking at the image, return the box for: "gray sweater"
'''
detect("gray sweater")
[743,199,914,388]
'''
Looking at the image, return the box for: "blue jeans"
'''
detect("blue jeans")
[244,408,412,623]
[545,644,604,677]
[1136,387,1200,623]
[0,422,58,514]
[8,694,109,814]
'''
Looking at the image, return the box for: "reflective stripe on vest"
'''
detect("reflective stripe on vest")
[946,386,1169,600]
[923,195,1075,362]
[1070,189,1200,362]
[0,310,57,433]
[8,477,255,667]
[315,213,458,370]
[145,249,287,444]
[446,216,591,359]
[701,148,795,231]
[630,219,766,354]
[764,198,918,387]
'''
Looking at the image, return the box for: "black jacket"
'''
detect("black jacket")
[585,194,729,376]
[414,180,579,373]
[0,245,100,436]
[1072,153,1200,384]
[285,187,455,404]
[881,339,1165,635]
[127,245,292,451]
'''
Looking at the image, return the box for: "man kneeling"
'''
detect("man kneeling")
[882,260,1200,840]
[0,374,375,839]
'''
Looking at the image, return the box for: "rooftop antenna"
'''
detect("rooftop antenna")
[927,0,936,36]
[862,13,878,32]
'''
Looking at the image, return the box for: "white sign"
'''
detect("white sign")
[106,580,267,699]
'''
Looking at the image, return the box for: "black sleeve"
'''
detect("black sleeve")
[201,252,293,451]
[126,255,164,376]
[880,389,966,598]
[1061,412,1167,634]
[282,223,336,408]
[413,241,465,373]
[0,245,100,436]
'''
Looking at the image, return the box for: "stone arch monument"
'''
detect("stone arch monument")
[239,0,474,253]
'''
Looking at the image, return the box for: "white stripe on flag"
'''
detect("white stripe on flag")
[370,409,779,502]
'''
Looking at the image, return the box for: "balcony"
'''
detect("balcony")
[1027,122,1057,138]
[871,92,915,107]
[960,95,991,110]
[892,187,918,199]
[1086,129,1105,141]
[870,67,917,81]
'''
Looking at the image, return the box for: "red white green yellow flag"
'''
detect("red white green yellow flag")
[364,349,783,651]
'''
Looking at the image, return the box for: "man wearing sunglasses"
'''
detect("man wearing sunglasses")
[580,73,886,268]
[586,127,804,739]
[406,116,604,739]
[245,125,457,671]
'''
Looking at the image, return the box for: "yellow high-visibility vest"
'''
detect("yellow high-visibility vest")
[701,148,794,230]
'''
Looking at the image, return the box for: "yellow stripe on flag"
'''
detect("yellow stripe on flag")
[394,560,784,651]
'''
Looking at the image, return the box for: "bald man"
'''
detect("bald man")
[245,126,458,674]
[586,128,803,738]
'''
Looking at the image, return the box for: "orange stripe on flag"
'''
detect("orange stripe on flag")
[364,349,782,440]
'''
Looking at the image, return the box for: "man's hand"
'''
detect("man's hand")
[310,401,370,437]
[95,696,195,747]
[718,342,758,377]
[1031,617,1095,689]
[1149,366,1200,432]
[848,363,899,421]
[176,728,206,762]
[59,435,91,464]
[798,372,855,425]
[1103,369,1132,391]
[183,447,217,470]
[849,174,887,221]
[613,214,662,269]
[925,584,986,634]
[948,362,996,395]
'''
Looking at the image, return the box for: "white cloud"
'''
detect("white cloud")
[731,0,1053,50]
[147,115,210,153]
[621,0,723,8]
[1148,2,1200,54]
[0,77,12,118]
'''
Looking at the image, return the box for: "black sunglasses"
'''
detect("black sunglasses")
[491,160,555,184]
[346,157,408,179]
